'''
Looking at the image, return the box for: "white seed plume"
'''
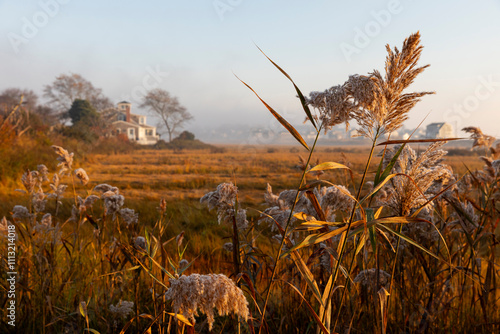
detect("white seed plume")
[104,194,125,216]
[94,184,119,195]
[33,213,61,246]
[223,242,233,252]
[48,173,67,199]
[119,208,139,225]
[12,205,31,220]
[134,236,146,251]
[51,145,74,174]
[37,164,49,182]
[74,168,89,185]
[109,300,134,318]
[21,170,38,194]
[354,268,391,294]
[165,273,249,330]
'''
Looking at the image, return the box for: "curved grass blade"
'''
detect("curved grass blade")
[374,145,406,187]
[283,221,365,256]
[255,45,317,130]
[308,161,350,173]
[236,75,309,151]
[348,216,425,238]
[294,220,346,232]
[378,224,441,261]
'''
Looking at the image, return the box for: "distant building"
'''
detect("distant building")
[105,101,159,145]
[426,122,454,139]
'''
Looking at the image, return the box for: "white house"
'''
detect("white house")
[107,101,159,145]
[426,122,454,139]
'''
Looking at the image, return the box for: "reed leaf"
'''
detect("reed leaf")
[255,45,318,130]
[236,75,310,151]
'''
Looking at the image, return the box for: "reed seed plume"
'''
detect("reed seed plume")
[462,126,496,149]
[51,145,74,174]
[21,169,38,194]
[74,168,89,185]
[37,164,49,182]
[381,142,452,216]
[109,301,134,318]
[352,32,433,139]
[306,85,354,130]
[48,173,67,198]
[307,32,432,139]
[119,207,139,225]
[93,183,119,194]
[201,182,248,227]
[354,268,391,294]
[134,236,146,251]
[12,205,31,220]
[165,273,249,330]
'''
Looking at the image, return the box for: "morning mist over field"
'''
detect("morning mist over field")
[1,0,500,142]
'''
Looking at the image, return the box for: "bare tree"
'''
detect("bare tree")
[140,88,193,142]
[0,88,58,132]
[43,73,112,119]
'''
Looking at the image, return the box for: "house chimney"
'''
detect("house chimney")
[126,105,131,123]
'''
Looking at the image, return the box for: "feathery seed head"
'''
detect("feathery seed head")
[51,145,73,174]
[109,301,134,318]
[462,126,496,149]
[21,170,38,194]
[12,205,31,220]
[104,194,125,216]
[354,268,391,294]
[119,208,138,225]
[94,184,119,195]
[165,273,249,330]
[134,236,146,251]
[37,164,49,182]
[74,168,89,185]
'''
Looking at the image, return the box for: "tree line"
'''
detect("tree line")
[0,73,193,144]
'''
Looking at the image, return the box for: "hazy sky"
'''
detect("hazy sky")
[1,0,500,138]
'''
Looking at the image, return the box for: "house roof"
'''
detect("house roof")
[118,101,131,104]
[112,120,140,128]
[427,122,451,129]
[112,120,155,129]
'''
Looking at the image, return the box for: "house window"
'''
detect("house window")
[129,129,134,135]
[121,105,126,110]
[146,129,153,136]
[140,117,144,124]
[118,113,126,121]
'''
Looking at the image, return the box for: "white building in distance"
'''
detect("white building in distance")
[426,122,454,139]
[106,101,159,145]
